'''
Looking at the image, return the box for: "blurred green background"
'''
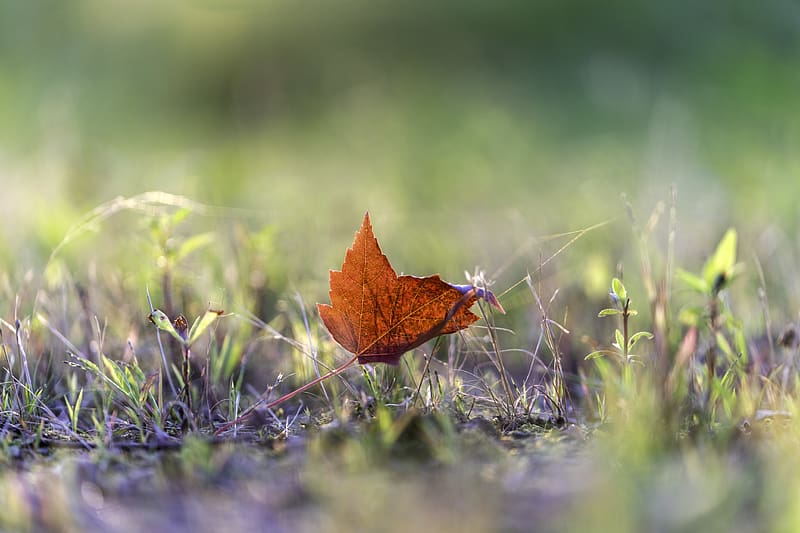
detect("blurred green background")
[1,6,800,531]
[1,1,799,322]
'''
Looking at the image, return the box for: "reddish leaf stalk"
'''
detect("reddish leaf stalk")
[215,355,359,435]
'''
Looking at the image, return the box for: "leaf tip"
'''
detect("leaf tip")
[484,289,505,314]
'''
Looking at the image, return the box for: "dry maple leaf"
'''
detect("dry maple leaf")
[215,212,503,433]
[317,212,503,365]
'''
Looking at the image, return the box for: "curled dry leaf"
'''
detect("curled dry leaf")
[318,212,503,365]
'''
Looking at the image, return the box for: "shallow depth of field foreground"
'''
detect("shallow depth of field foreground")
[2,3,800,532]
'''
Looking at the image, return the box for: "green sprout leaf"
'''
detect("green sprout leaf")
[676,269,708,294]
[627,355,646,366]
[598,308,622,317]
[733,326,749,363]
[628,331,654,351]
[148,309,185,344]
[702,228,737,293]
[585,350,614,361]
[188,308,224,345]
[611,277,627,303]
[716,331,735,359]
[175,232,215,264]
[614,329,624,350]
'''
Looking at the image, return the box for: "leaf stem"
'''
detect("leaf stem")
[215,354,359,435]
[623,298,630,363]
[182,345,192,413]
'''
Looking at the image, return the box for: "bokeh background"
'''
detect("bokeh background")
[2,4,800,532]
[1,1,799,335]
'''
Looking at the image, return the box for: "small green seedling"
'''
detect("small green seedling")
[586,278,653,365]
[148,308,223,347]
[149,307,224,412]
[675,228,746,417]
[677,228,741,297]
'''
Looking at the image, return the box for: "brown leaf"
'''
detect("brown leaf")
[317,212,502,365]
